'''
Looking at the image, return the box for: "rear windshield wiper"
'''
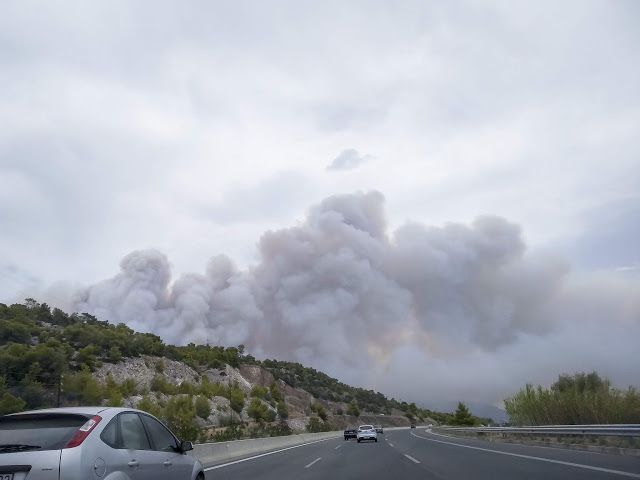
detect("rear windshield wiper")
[0,444,42,452]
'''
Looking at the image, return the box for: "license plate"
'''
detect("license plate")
[0,474,14,480]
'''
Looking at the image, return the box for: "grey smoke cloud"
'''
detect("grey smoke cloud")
[72,191,640,406]
[326,149,370,171]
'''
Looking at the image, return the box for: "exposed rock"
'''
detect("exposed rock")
[94,355,200,391]
[287,417,310,431]
[239,364,275,387]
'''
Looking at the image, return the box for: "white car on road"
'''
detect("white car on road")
[357,424,378,442]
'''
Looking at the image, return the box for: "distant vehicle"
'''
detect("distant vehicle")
[344,426,358,440]
[374,424,383,434]
[0,407,204,480]
[357,425,378,442]
[410,422,416,428]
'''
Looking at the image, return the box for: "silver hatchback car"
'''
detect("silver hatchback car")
[0,406,204,480]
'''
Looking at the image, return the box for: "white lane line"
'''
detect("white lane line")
[404,454,420,464]
[411,432,640,479]
[335,445,341,450]
[305,457,321,468]
[389,443,394,447]
[204,437,335,471]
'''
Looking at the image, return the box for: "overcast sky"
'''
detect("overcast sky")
[1,1,639,412]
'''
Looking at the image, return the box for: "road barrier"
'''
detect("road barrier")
[193,431,341,464]
[192,426,413,464]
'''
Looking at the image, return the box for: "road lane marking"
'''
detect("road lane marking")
[389,443,394,447]
[335,445,341,450]
[204,437,336,471]
[404,454,420,464]
[305,457,321,468]
[411,432,640,478]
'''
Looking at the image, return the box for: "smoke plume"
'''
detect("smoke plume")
[72,191,640,407]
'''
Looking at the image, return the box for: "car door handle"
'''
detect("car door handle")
[128,460,139,468]
[163,460,173,467]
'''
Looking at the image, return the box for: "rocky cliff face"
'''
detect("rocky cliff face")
[93,356,412,432]
[94,355,201,390]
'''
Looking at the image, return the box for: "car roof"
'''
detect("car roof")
[5,406,143,417]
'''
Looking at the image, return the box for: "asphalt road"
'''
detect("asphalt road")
[204,428,640,480]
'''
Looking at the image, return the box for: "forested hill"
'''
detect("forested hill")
[0,299,452,426]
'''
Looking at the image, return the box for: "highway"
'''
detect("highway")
[203,428,640,479]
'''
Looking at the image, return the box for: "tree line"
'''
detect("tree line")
[504,372,640,425]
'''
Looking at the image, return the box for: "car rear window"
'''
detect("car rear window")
[0,413,92,451]
[360,425,373,430]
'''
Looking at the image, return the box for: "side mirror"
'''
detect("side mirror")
[180,441,194,452]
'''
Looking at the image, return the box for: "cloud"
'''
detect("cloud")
[326,149,371,172]
[71,192,640,407]
[2,1,640,409]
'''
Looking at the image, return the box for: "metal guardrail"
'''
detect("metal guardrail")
[432,424,640,437]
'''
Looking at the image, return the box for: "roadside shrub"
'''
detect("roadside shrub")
[137,395,163,418]
[195,395,211,419]
[155,358,165,373]
[150,375,176,395]
[119,378,137,397]
[306,417,330,433]
[164,395,200,441]
[0,393,26,415]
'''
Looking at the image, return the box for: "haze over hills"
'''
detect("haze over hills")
[61,192,640,410]
[2,0,640,426]
[1,299,496,438]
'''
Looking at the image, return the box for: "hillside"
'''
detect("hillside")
[0,299,446,441]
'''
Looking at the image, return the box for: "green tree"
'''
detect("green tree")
[248,397,265,422]
[311,402,328,421]
[449,402,475,426]
[250,385,269,399]
[164,395,199,441]
[108,346,122,363]
[119,378,137,397]
[230,387,245,417]
[277,401,289,419]
[107,389,123,407]
[155,358,165,373]
[504,371,640,425]
[0,392,26,415]
[76,345,99,370]
[347,399,360,417]
[0,319,31,345]
[306,416,328,433]
[137,395,163,418]
[195,395,211,419]
[269,381,283,403]
[248,397,275,423]
[63,367,104,404]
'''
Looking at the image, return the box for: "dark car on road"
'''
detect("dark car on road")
[344,426,357,440]
[410,422,416,428]
[374,424,383,434]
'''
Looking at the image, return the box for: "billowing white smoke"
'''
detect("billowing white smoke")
[73,191,640,407]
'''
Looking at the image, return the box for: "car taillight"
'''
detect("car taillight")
[64,415,102,448]
[357,429,362,433]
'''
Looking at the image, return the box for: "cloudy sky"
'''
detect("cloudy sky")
[1,0,639,412]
